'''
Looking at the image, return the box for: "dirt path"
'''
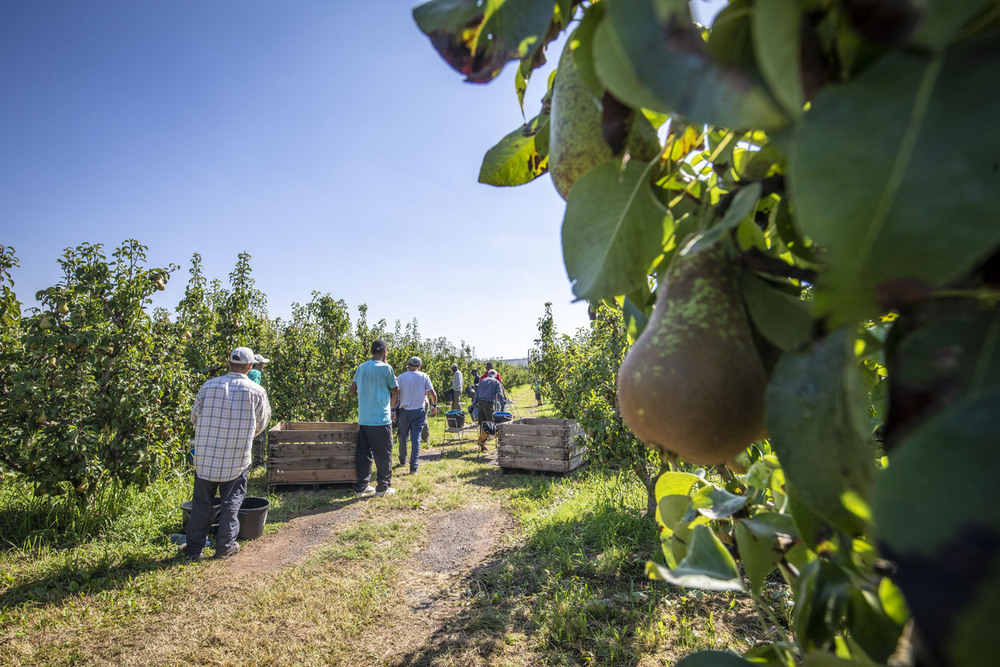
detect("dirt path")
[215,396,543,665]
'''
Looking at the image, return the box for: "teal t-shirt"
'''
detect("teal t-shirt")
[353,359,397,426]
[248,369,262,384]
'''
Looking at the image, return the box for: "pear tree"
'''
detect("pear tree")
[0,241,192,500]
[416,0,1000,664]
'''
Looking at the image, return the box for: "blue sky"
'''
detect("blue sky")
[1,1,724,360]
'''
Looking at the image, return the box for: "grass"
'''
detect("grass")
[0,385,763,665]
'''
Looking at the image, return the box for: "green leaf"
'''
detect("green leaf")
[735,520,779,597]
[846,588,904,664]
[794,560,853,652]
[766,329,877,536]
[686,182,762,254]
[772,196,815,262]
[562,160,669,300]
[741,272,812,351]
[895,308,1000,399]
[413,0,556,83]
[569,1,605,99]
[646,524,745,591]
[790,32,1000,323]
[478,115,549,186]
[752,0,804,115]
[873,387,1000,555]
[913,0,998,50]
[686,484,748,521]
[675,650,757,666]
[593,0,787,130]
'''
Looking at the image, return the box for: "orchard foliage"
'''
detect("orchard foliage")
[416,0,1000,664]
[0,241,190,499]
[0,241,505,505]
[531,302,662,516]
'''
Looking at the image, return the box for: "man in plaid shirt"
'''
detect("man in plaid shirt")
[181,346,271,560]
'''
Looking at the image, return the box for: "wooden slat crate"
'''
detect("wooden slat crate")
[497,418,588,473]
[267,421,359,490]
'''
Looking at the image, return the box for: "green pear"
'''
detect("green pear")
[617,243,768,465]
[548,30,660,200]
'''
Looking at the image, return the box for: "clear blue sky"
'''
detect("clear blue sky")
[1,1,724,360]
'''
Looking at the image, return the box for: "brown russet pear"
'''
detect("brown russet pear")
[618,243,768,465]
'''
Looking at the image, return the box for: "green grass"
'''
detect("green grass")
[0,384,761,665]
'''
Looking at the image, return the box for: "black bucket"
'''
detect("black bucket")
[181,499,221,531]
[446,409,465,428]
[237,496,269,540]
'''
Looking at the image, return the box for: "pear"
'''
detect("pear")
[548,30,660,200]
[617,243,768,465]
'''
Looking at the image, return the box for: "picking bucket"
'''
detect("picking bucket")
[493,411,512,423]
[446,409,465,428]
[237,496,269,540]
[181,499,221,531]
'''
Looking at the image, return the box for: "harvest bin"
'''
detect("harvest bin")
[267,421,359,492]
[496,418,588,473]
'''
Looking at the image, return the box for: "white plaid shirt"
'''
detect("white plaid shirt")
[191,372,271,482]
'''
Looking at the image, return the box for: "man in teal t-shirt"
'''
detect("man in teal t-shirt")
[350,339,398,497]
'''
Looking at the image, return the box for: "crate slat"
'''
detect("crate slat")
[497,443,587,461]
[499,451,586,473]
[267,468,357,483]
[269,442,356,458]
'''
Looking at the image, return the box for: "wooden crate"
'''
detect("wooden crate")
[496,418,588,473]
[267,421,358,490]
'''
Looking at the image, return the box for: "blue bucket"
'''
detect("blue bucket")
[446,409,465,428]
[493,411,512,423]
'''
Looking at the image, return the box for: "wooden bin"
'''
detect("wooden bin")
[267,421,358,491]
[497,418,588,473]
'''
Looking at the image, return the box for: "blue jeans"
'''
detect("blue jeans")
[185,468,248,558]
[396,407,426,470]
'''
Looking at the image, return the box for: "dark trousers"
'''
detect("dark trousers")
[396,408,426,470]
[477,399,495,425]
[355,424,393,493]
[185,468,248,558]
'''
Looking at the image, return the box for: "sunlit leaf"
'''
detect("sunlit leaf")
[646,524,744,591]
[563,160,668,300]
[735,520,779,597]
[479,116,549,186]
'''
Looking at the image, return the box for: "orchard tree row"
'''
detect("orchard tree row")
[0,241,523,502]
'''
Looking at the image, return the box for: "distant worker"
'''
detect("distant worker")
[249,353,270,466]
[248,354,268,385]
[350,339,399,497]
[534,379,543,406]
[472,369,505,452]
[182,347,271,560]
[450,364,463,411]
[394,356,437,474]
[480,361,503,385]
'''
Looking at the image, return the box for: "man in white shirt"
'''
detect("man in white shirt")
[182,347,271,560]
[393,356,437,474]
[450,364,463,411]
